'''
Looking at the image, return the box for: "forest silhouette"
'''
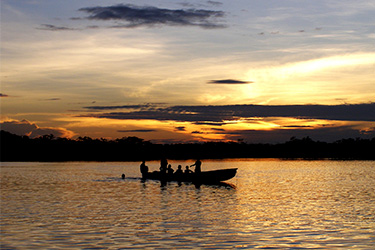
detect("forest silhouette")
[1,130,374,161]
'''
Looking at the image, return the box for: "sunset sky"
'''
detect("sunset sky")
[1,0,374,143]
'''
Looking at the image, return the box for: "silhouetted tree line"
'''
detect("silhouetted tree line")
[1,130,374,161]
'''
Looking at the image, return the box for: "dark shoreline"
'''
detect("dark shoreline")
[1,130,375,161]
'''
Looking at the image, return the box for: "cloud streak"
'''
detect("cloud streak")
[207,1,223,7]
[84,104,155,110]
[175,126,186,131]
[38,24,77,31]
[83,103,375,122]
[208,79,252,84]
[118,129,156,133]
[45,98,61,101]
[77,4,226,29]
[222,126,375,143]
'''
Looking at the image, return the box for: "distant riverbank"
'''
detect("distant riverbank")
[1,130,375,161]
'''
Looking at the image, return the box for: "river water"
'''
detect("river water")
[1,160,374,249]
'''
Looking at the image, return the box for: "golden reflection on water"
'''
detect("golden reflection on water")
[1,160,374,249]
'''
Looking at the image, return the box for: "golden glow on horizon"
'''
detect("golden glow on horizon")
[244,53,375,105]
[279,53,375,76]
[2,112,374,142]
[58,116,372,141]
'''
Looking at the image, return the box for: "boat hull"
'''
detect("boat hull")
[143,168,237,184]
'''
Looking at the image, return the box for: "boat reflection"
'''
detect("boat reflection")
[146,178,236,189]
[123,176,236,189]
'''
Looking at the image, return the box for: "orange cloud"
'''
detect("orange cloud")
[0,119,76,138]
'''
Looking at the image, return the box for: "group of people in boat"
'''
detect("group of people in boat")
[140,159,202,180]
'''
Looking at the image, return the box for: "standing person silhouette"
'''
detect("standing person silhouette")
[160,158,168,174]
[140,160,149,179]
[191,159,202,173]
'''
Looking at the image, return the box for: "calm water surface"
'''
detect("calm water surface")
[1,160,374,249]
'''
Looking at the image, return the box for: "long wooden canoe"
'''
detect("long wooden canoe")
[142,168,237,184]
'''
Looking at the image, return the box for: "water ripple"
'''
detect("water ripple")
[1,160,374,249]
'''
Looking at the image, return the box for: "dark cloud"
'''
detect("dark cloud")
[0,119,75,138]
[204,128,226,134]
[79,103,375,143]
[77,4,226,29]
[179,2,196,8]
[87,25,100,29]
[82,103,375,123]
[118,129,156,133]
[224,126,375,143]
[175,126,186,131]
[168,103,375,122]
[38,24,77,31]
[84,103,166,111]
[45,98,61,101]
[192,131,203,134]
[0,93,9,97]
[211,128,226,131]
[1,120,37,135]
[207,1,223,6]
[179,1,222,8]
[31,128,73,138]
[282,125,313,128]
[190,129,226,135]
[208,79,252,84]
[84,104,154,110]
[194,122,225,126]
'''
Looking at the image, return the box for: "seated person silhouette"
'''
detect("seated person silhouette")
[184,166,193,175]
[167,164,174,176]
[175,165,183,175]
[174,165,183,181]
